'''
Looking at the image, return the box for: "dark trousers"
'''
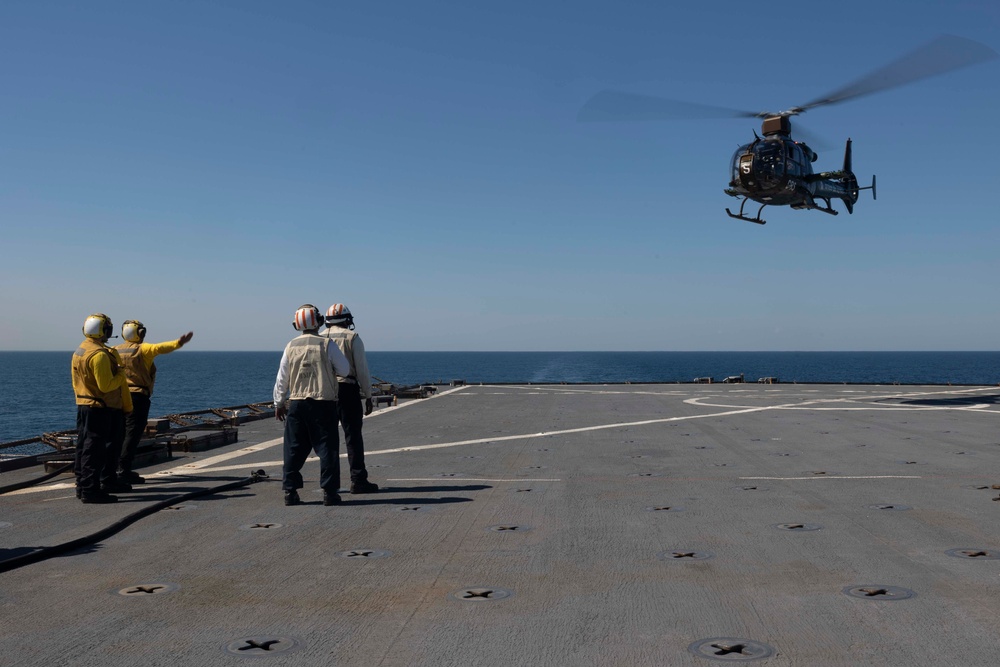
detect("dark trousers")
[337,381,369,483]
[119,393,151,473]
[283,399,340,492]
[75,406,121,494]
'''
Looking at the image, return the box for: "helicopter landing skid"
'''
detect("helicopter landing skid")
[725,198,766,225]
[792,197,840,217]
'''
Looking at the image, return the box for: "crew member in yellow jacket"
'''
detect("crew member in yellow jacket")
[116,321,193,483]
[71,314,133,504]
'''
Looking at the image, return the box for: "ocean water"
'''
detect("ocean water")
[2,351,999,444]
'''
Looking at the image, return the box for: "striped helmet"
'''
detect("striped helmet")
[325,303,353,327]
[292,304,323,332]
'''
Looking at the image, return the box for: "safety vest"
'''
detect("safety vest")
[285,334,338,401]
[323,328,357,382]
[116,341,157,396]
[71,339,125,409]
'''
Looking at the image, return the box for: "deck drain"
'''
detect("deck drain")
[115,582,180,596]
[659,550,714,561]
[694,446,712,450]
[396,505,430,512]
[645,506,684,513]
[337,549,392,559]
[734,486,768,492]
[843,585,914,601]
[866,504,911,511]
[629,455,649,459]
[688,637,774,661]
[773,523,822,532]
[223,636,303,658]
[770,452,797,457]
[487,525,531,532]
[450,587,514,602]
[945,548,999,560]
[962,485,991,490]
[436,473,463,478]
[896,460,927,465]
[240,523,284,531]
[628,472,664,478]
[803,471,837,476]
[523,466,545,470]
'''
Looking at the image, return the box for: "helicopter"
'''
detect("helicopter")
[579,35,998,225]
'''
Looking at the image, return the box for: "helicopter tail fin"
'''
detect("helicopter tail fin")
[841,138,858,214]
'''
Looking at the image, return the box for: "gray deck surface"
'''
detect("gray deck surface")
[2,383,1000,666]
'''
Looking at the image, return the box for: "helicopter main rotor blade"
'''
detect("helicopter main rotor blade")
[794,34,998,114]
[578,91,761,122]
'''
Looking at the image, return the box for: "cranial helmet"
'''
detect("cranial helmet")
[325,303,354,328]
[293,304,323,331]
[122,320,146,343]
[83,313,113,340]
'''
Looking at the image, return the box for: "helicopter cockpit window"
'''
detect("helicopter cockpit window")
[785,142,802,175]
[753,140,785,188]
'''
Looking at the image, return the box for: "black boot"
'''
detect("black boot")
[284,490,301,506]
[81,492,118,504]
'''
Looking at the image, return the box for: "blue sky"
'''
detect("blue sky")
[1,0,998,351]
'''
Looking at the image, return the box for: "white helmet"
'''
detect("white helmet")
[325,303,354,328]
[122,320,146,343]
[83,313,113,340]
[293,304,323,331]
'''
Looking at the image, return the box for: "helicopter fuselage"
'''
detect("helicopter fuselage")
[723,117,872,224]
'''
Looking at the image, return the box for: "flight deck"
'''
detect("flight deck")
[2,383,1000,666]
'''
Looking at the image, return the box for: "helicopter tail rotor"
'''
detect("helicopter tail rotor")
[859,174,877,201]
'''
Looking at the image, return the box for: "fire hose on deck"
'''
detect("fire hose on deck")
[0,469,270,574]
